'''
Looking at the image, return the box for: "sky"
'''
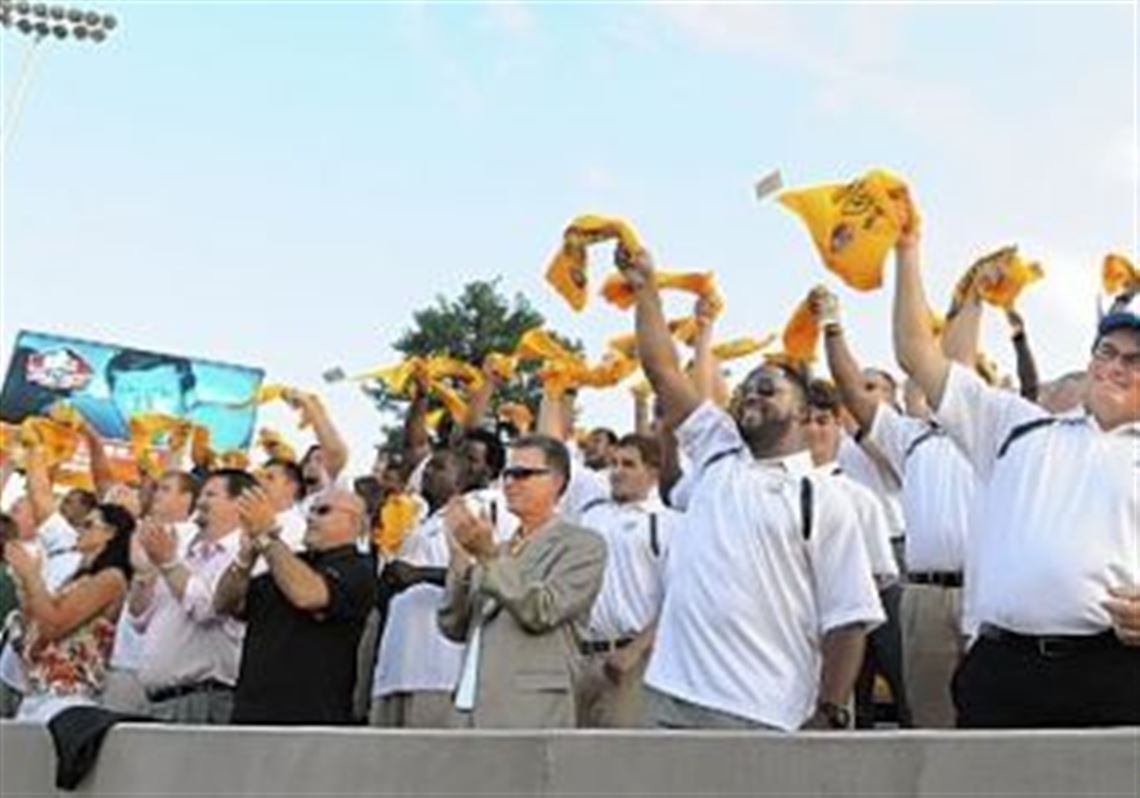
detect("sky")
[1,0,1136,475]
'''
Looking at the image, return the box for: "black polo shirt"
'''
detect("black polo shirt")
[232,544,377,725]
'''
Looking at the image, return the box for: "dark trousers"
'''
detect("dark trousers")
[952,635,1140,728]
[855,582,912,728]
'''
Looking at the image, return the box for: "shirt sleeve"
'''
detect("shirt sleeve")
[36,512,76,557]
[809,479,887,635]
[846,481,899,582]
[315,555,377,623]
[675,401,745,477]
[180,546,239,623]
[864,403,925,477]
[558,460,610,523]
[935,362,1046,480]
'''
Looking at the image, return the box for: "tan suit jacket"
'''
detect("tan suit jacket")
[438,516,605,729]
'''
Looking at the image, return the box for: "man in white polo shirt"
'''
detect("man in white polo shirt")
[575,433,681,728]
[625,247,885,731]
[814,285,977,728]
[803,379,903,728]
[893,217,1140,726]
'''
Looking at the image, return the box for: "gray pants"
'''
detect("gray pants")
[148,685,234,724]
[575,650,650,729]
[644,686,778,730]
[101,669,149,714]
[0,681,21,719]
[901,583,964,728]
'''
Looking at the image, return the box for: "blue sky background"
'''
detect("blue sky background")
[2,1,1136,472]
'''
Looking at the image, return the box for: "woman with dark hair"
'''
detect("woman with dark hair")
[3,503,134,721]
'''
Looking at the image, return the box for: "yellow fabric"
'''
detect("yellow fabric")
[497,402,533,433]
[217,450,250,470]
[17,417,81,470]
[600,270,718,311]
[545,214,643,311]
[954,246,1043,310]
[374,493,422,556]
[781,298,821,364]
[257,428,297,464]
[668,317,701,346]
[190,425,215,471]
[580,352,639,389]
[484,353,518,382]
[351,355,485,425]
[630,376,653,399]
[778,168,918,292]
[606,332,639,360]
[711,334,777,362]
[128,414,192,479]
[516,328,576,363]
[1103,253,1139,295]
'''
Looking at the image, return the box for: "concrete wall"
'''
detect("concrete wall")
[1,722,1138,797]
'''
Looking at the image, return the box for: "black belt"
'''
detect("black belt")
[977,624,1123,658]
[579,637,633,655]
[147,678,234,704]
[908,571,963,588]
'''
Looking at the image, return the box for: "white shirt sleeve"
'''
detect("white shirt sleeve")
[865,403,926,476]
[809,480,887,634]
[846,480,899,582]
[559,458,610,523]
[935,363,1046,481]
[675,401,745,476]
[37,511,77,556]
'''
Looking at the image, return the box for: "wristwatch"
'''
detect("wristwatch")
[817,701,851,729]
[252,527,282,554]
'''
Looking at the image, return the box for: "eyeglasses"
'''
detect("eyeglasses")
[1091,340,1140,373]
[501,466,552,482]
[309,504,357,518]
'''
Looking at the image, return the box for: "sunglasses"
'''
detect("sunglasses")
[502,466,552,482]
[310,504,356,518]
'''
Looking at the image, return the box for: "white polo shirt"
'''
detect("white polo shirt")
[559,447,611,523]
[372,511,464,697]
[865,404,976,573]
[837,434,906,541]
[581,496,680,641]
[816,463,899,584]
[644,402,885,731]
[936,363,1139,636]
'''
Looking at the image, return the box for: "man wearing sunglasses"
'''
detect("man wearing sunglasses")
[438,434,606,728]
[215,486,376,725]
[893,216,1140,726]
[623,248,885,732]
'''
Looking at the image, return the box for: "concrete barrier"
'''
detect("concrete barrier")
[1,721,1137,796]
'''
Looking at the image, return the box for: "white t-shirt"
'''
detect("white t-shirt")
[837,434,906,541]
[559,446,611,523]
[816,463,899,584]
[581,496,680,641]
[251,505,307,577]
[372,511,464,697]
[865,404,976,572]
[644,402,885,731]
[936,363,1139,636]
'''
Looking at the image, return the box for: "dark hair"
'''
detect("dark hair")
[464,428,506,478]
[63,488,98,515]
[163,470,203,506]
[206,468,259,499]
[509,434,571,496]
[353,475,385,521]
[589,427,619,447]
[807,379,842,416]
[300,444,322,467]
[0,513,17,562]
[616,433,661,470]
[105,349,196,394]
[74,503,135,582]
[265,458,305,503]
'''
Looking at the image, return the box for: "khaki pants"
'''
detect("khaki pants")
[901,583,964,728]
[575,649,650,728]
[369,691,457,728]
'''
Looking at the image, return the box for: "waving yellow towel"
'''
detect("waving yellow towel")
[779,168,918,292]
[545,214,643,311]
[129,413,192,479]
[954,246,1043,310]
[257,428,297,464]
[375,493,423,556]
[1103,253,1139,295]
[780,297,821,364]
[601,270,720,311]
[712,334,777,362]
[497,402,534,433]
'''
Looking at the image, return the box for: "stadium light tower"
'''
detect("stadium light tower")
[1,2,121,151]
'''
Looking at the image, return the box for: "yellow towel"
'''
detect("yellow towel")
[781,298,821,364]
[1103,253,1139,295]
[497,402,534,433]
[257,428,297,464]
[484,353,518,382]
[601,271,719,311]
[545,214,643,311]
[778,168,918,292]
[954,246,1043,310]
[374,493,422,556]
[711,334,777,362]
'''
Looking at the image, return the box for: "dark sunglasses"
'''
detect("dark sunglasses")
[502,466,552,482]
[310,504,353,517]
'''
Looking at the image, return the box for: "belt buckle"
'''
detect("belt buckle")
[1037,637,1065,658]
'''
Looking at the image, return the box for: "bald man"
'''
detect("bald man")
[216,486,377,725]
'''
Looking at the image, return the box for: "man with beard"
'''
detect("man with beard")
[624,248,885,731]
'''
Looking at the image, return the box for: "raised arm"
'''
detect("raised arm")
[403,381,432,476]
[24,446,56,527]
[461,363,499,431]
[80,423,115,500]
[1006,310,1040,401]
[813,286,879,431]
[941,287,984,368]
[892,230,952,409]
[690,296,719,403]
[627,250,701,429]
[292,391,348,481]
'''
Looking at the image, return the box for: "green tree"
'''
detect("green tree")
[364,280,573,452]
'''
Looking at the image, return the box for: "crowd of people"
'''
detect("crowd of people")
[0,211,1137,733]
